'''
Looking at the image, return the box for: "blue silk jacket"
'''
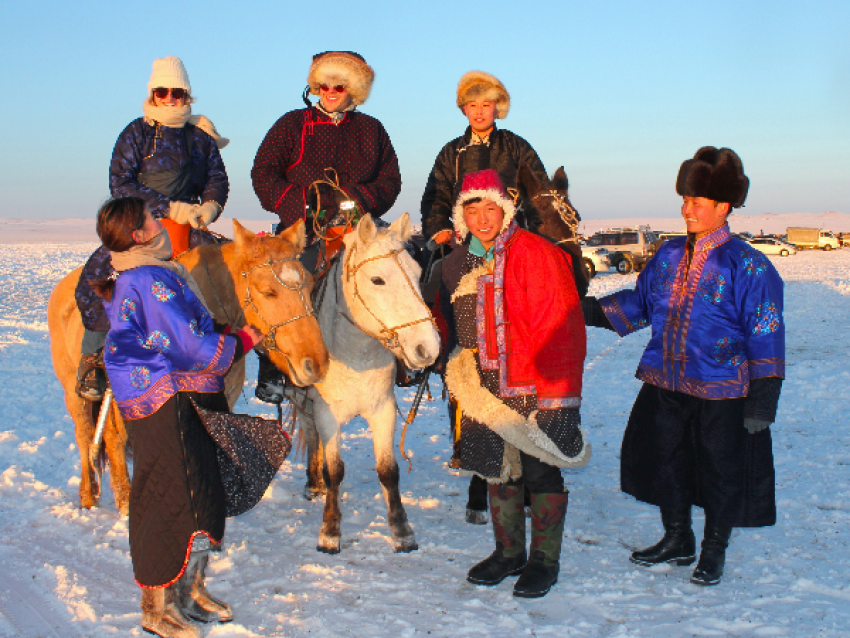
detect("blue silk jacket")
[600,224,785,399]
[103,266,237,420]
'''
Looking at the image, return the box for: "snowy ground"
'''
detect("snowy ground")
[0,243,848,637]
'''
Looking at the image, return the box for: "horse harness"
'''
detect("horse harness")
[533,190,581,244]
[240,256,315,354]
[340,245,437,351]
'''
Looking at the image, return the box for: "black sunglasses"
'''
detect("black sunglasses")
[152,87,187,100]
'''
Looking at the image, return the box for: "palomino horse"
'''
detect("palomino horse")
[48,220,328,513]
[291,213,440,554]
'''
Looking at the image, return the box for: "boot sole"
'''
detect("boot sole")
[690,573,721,586]
[467,564,526,586]
[630,554,695,567]
[513,576,557,598]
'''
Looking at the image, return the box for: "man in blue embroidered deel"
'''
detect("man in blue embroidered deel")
[582,147,785,587]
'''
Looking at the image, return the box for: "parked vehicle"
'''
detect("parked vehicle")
[839,232,850,247]
[652,231,686,252]
[746,237,797,257]
[580,244,611,279]
[585,226,658,274]
[786,227,840,251]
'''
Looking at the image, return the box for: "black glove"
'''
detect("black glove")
[743,377,783,433]
[581,296,616,331]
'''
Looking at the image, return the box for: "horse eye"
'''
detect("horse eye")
[262,290,278,299]
[371,276,386,286]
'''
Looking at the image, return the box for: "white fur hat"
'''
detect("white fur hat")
[147,55,191,93]
[307,51,375,106]
[452,169,517,242]
[456,71,510,119]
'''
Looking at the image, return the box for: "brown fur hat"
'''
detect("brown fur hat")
[307,51,374,105]
[456,71,510,119]
[676,147,749,208]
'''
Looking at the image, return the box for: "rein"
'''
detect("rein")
[342,245,437,352]
[240,257,315,354]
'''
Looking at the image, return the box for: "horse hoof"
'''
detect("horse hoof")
[466,508,489,525]
[303,485,326,501]
[394,538,418,553]
[317,533,341,554]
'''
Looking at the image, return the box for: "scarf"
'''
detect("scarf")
[142,101,230,149]
[468,235,495,261]
[316,101,357,124]
[110,229,211,310]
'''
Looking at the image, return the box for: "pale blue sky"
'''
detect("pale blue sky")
[1,0,847,225]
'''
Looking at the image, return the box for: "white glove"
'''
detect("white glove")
[169,201,200,225]
[192,201,222,229]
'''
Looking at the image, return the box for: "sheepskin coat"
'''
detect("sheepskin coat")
[420,126,547,240]
[441,223,590,482]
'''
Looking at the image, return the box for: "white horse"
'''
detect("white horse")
[290,213,441,554]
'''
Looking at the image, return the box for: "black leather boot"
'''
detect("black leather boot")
[630,507,696,567]
[255,352,286,405]
[691,520,733,586]
[467,484,526,585]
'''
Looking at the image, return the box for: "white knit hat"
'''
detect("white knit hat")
[147,56,191,93]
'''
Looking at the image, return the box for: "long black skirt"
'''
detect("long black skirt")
[129,392,227,588]
[620,384,776,528]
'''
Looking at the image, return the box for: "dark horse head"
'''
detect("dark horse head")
[514,163,589,298]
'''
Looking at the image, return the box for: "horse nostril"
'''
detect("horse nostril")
[303,358,314,377]
[415,344,427,361]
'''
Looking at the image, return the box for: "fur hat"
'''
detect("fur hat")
[147,56,191,93]
[452,169,517,241]
[676,147,749,208]
[307,51,374,106]
[456,71,510,119]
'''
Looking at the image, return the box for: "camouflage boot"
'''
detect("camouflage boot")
[466,483,527,585]
[513,490,568,598]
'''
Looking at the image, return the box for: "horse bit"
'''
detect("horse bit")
[343,246,437,351]
[241,257,315,353]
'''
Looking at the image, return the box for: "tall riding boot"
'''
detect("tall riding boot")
[630,507,696,566]
[691,518,733,586]
[465,475,489,525]
[180,550,233,623]
[75,349,107,402]
[467,483,527,585]
[140,581,202,638]
[255,351,285,404]
[514,491,568,598]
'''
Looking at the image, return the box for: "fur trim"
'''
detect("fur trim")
[308,52,374,106]
[676,146,749,208]
[456,70,510,119]
[451,189,516,242]
[451,264,490,303]
[445,347,592,482]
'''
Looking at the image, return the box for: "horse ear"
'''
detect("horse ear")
[356,214,377,244]
[232,219,255,249]
[388,213,412,242]
[552,166,569,193]
[516,162,541,201]
[279,219,307,253]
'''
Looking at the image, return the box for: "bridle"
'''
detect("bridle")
[342,245,437,351]
[533,190,581,244]
[241,257,315,353]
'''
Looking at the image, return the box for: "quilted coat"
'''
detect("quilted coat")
[420,126,547,240]
[251,106,400,235]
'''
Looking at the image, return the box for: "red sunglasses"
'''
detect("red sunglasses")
[152,87,187,100]
[319,84,346,93]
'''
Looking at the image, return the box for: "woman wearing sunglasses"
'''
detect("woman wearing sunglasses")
[250,50,401,404]
[251,51,400,244]
[73,55,230,402]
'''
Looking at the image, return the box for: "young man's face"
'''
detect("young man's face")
[319,84,354,113]
[463,198,505,248]
[463,100,497,136]
[681,197,730,234]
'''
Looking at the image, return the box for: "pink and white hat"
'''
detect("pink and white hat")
[451,169,516,241]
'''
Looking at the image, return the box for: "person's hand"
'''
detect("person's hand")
[169,201,199,225]
[241,324,266,349]
[433,230,453,245]
[744,418,771,434]
[191,201,222,229]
